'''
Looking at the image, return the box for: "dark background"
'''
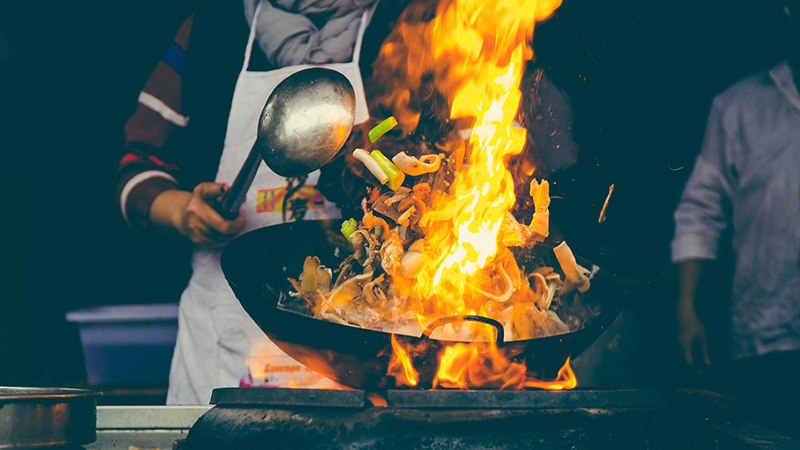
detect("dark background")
[0,0,789,388]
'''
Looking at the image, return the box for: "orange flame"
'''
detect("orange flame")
[372,0,570,390]
[524,357,577,390]
[388,335,420,386]
[380,0,563,317]
[433,342,527,390]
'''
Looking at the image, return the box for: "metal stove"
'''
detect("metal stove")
[174,387,800,450]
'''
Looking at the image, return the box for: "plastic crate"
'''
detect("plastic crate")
[66,304,178,386]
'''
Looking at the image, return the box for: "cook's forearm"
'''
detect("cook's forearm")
[149,189,192,235]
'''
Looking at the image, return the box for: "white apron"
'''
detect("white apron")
[167,3,373,405]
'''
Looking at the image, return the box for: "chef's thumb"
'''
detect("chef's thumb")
[197,182,229,201]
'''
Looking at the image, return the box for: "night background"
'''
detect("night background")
[0,0,789,392]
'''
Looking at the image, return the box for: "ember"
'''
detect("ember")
[287,0,585,390]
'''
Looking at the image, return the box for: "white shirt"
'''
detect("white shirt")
[672,61,800,360]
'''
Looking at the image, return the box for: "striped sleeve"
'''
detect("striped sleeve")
[116,14,193,231]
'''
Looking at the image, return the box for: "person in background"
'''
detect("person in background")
[673,1,800,437]
[116,0,380,404]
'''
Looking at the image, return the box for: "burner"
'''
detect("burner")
[178,388,798,450]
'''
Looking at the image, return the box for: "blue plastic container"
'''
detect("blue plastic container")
[65,304,178,385]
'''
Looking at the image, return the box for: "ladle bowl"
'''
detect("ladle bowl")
[259,68,356,177]
[216,68,356,219]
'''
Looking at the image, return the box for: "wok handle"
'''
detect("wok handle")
[422,315,505,346]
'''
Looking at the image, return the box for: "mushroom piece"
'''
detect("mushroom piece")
[299,256,320,295]
[334,255,355,287]
[380,231,404,277]
[350,230,370,265]
[363,274,386,307]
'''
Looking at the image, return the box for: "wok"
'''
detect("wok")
[221,220,623,390]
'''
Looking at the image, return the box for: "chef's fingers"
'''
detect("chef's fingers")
[197,182,229,201]
[198,206,246,237]
[186,215,234,248]
[188,183,246,236]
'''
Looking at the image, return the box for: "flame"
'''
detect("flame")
[388,335,420,386]
[433,342,527,390]
[368,392,389,407]
[378,0,563,314]
[371,0,570,390]
[524,357,577,390]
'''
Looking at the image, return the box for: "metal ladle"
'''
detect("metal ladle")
[216,68,356,220]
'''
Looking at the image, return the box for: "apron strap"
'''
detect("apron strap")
[351,6,375,65]
[241,0,265,74]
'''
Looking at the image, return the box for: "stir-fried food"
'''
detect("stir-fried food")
[288,147,588,342]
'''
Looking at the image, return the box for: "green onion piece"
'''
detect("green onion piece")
[370,150,405,191]
[368,116,398,143]
[341,218,358,241]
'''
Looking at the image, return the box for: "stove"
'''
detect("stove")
[167,387,800,450]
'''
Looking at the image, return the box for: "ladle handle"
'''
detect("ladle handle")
[216,143,263,221]
[421,315,505,346]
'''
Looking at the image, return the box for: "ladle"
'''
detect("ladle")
[216,68,356,220]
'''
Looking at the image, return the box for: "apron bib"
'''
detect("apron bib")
[167,2,373,404]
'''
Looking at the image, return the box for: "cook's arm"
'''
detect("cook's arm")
[116,14,244,246]
[672,96,736,367]
[149,184,244,248]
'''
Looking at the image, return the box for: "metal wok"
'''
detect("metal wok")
[220,220,623,390]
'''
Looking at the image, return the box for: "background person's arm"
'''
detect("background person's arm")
[676,259,711,367]
[671,95,737,368]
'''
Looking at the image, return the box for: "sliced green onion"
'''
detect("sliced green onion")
[368,116,398,143]
[370,150,405,191]
[341,218,358,241]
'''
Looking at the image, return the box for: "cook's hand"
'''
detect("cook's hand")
[151,183,246,248]
[677,310,710,369]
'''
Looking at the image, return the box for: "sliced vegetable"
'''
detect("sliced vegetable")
[353,148,389,184]
[370,150,406,191]
[553,241,591,293]
[368,116,398,142]
[340,218,358,241]
[392,152,443,176]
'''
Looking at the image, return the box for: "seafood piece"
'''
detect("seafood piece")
[392,152,444,176]
[400,251,424,278]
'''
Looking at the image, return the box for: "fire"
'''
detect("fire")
[379,0,562,310]
[388,335,420,386]
[433,342,527,390]
[524,357,577,390]
[434,344,577,390]
[370,0,571,390]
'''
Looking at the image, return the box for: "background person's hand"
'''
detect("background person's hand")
[151,182,246,248]
[677,310,711,369]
